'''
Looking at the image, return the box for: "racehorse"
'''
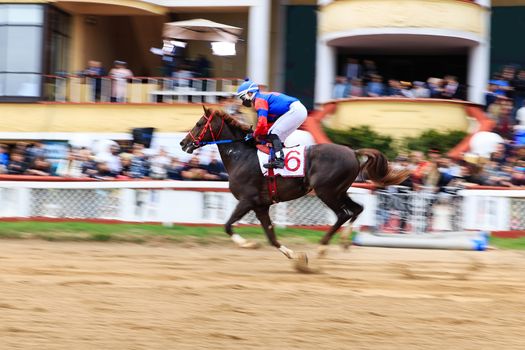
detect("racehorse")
[180,107,409,264]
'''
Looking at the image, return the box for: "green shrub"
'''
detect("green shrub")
[323,125,397,159]
[403,129,467,154]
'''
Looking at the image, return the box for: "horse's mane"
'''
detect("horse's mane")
[212,109,252,134]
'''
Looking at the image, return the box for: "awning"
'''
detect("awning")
[163,19,242,43]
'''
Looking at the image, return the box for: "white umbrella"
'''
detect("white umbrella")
[163,18,242,43]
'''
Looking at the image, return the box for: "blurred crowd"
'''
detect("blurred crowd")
[383,144,525,190]
[1,140,524,187]
[0,141,228,182]
[484,64,525,140]
[332,58,464,100]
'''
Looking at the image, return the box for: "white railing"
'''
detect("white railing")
[0,180,524,233]
[43,75,243,104]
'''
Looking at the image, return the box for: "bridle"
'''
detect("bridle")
[188,110,227,148]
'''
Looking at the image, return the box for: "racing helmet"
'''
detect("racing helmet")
[236,79,259,100]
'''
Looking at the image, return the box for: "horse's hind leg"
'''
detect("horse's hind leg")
[254,205,295,259]
[317,194,363,256]
[340,197,364,250]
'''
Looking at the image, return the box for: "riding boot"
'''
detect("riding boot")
[264,134,285,169]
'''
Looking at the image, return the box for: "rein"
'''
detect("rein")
[188,110,251,147]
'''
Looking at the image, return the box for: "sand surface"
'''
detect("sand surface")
[1,240,525,350]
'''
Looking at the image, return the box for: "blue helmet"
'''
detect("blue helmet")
[236,79,259,99]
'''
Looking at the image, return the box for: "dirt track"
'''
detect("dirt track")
[1,239,525,350]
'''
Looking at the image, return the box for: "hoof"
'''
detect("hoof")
[240,241,261,249]
[317,245,328,259]
[292,252,320,274]
[340,240,351,251]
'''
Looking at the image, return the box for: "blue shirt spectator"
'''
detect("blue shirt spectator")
[129,151,149,178]
[366,75,385,97]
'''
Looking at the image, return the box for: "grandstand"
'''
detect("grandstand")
[0,0,521,143]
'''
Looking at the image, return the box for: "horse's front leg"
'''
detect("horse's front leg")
[253,206,297,259]
[225,200,259,248]
[254,205,312,272]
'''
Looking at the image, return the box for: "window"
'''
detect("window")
[0,4,44,100]
[45,6,70,76]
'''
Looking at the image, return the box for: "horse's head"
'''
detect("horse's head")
[180,106,226,154]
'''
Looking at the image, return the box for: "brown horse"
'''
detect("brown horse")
[180,107,408,263]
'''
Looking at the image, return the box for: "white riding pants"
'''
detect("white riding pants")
[268,101,308,142]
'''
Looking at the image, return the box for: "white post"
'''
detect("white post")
[119,189,136,221]
[247,0,271,86]
[16,188,31,217]
[467,2,490,104]
[315,38,336,105]
[467,44,490,105]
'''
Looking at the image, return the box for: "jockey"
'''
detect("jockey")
[236,79,308,169]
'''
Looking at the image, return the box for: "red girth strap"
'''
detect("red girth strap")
[267,168,278,203]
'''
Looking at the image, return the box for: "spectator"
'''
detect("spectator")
[516,103,525,128]
[490,73,512,96]
[494,98,514,139]
[400,81,414,98]
[109,60,133,102]
[26,141,46,164]
[97,144,122,176]
[149,148,171,180]
[206,155,228,181]
[366,74,384,97]
[13,142,30,163]
[511,70,525,115]
[129,149,149,179]
[93,161,116,180]
[362,60,378,84]
[487,95,509,122]
[484,160,512,187]
[167,157,184,180]
[26,156,52,176]
[427,77,444,98]
[510,163,525,186]
[386,79,403,97]
[161,43,177,77]
[0,144,9,173]
[438,156,461,178]
[348,78,365,97]
[485,82,500,110]
[195,54,212,78]
[410,151,430,187]
[332,76,349,99]
[412,81,430,98]
[56,149,84,177]
[7,152,27,175]
[119,153,133,178]
[81,152,98,178]
[450,164,486,187]
[83,60,106,101]
[345,58,362,81]
[442,75,461,99]
[181,156,216,180]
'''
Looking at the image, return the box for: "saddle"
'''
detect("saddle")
[255,143,303,204]
[255,144,272,155]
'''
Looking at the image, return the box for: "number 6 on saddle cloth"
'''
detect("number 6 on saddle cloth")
[255,142,306,178]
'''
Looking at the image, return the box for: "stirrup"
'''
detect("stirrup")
[263,158,285,169]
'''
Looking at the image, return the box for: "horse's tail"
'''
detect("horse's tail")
[355,148,410,187]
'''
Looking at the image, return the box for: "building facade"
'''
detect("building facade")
[0,0,524,142]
